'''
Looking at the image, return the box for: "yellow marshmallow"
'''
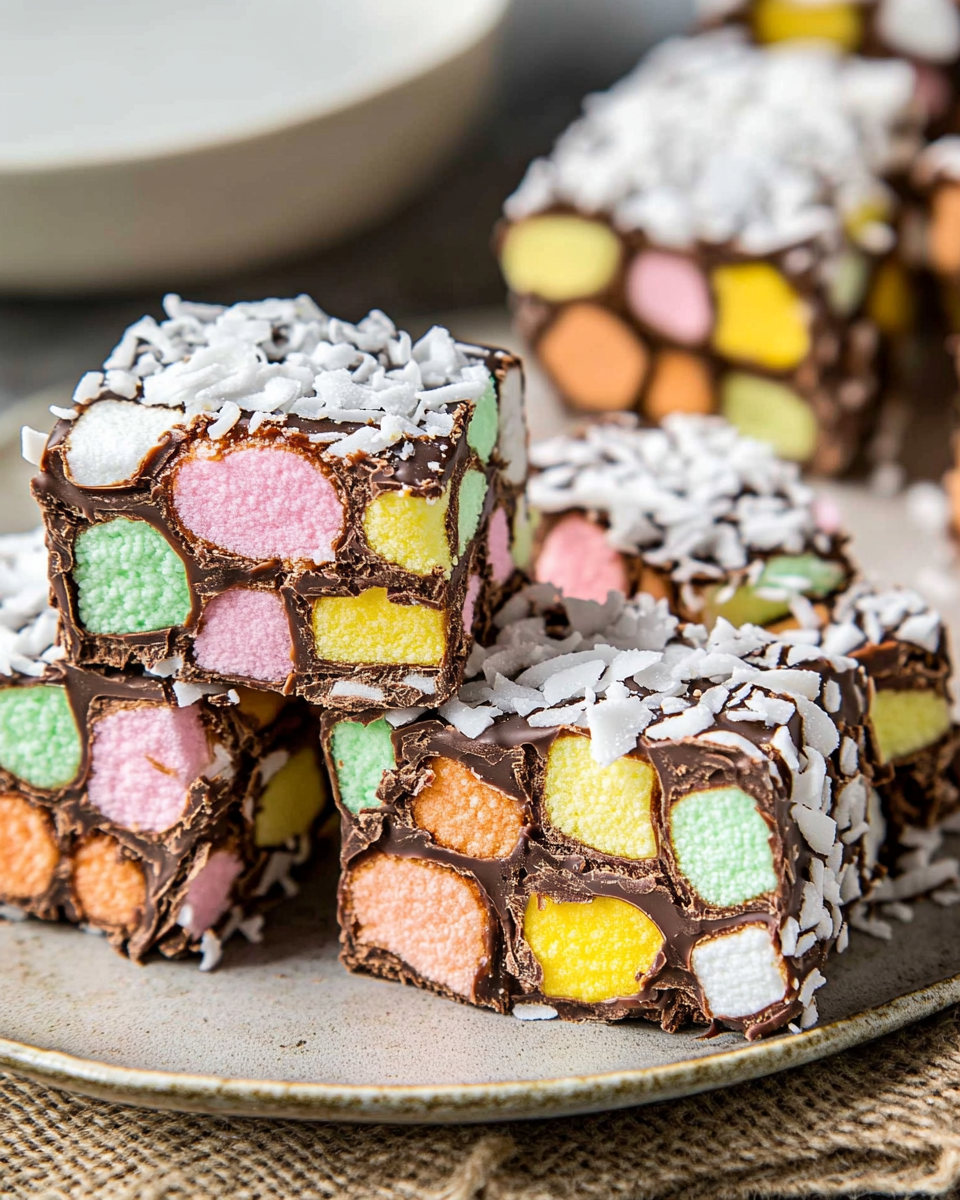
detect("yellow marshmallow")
[364,488,452,576]
[712,263,810,371]
[524,894,664,1003]
[753,0,863,50]
[544,734,657,860]
[255,747,327,847]
[501,215,622,302]
[313,588,447,665]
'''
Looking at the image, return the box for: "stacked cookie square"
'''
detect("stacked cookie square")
[327,585,877,1037]
[0,529,326,965]
[496,31,921,473]
[10,296,528,964]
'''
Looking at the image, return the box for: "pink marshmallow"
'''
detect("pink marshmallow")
[535,513,628,605]
[487,506,514,585]
[462,574,481,635]
[915,63,952,121]
[625,251,713,345]
[193,588,293,683]
[173,446,343,562]
[180,849,243,938]
[88,705,214,833]
[813,495,843,535]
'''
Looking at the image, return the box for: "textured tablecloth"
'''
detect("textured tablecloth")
[3,1007,960,1199]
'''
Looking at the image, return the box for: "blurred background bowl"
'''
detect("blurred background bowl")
[0,0,508,292]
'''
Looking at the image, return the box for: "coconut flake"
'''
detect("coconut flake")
[330,680,386,702]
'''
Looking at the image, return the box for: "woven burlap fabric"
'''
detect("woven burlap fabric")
[4,1010,960,1200]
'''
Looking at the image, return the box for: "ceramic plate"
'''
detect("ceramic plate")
[3,320,960,1122]
[3,850,960,1124]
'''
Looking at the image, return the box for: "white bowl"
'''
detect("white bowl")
[0,0,507,291]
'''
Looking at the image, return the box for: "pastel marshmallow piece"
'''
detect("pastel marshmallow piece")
[462,574,482,635]
[626,251,713,344]
[753,0,863,50]
[254,747,327,846]
[0,793,59,901]
[500,214,622,302]
[73,517,192,635]
[712,263,810,372]
[930,185,960,275]
[544,734,658,861]
[867,258,914,335]
[180,849,243,938]
[539,304,648,412]
[346,853,492,1000]
[193,589,293,683]
[871,689,952,764]
[312,588,447,666]
[721,372,818,464]
[65,400,182,487]
[364,488,452,576]
[692,923,787,1020]
[411,756,526,859]
[457,471,488,556]
[0,683,83,790]
[88,705,214,833]
[643,351,714,423]
[487,506,514,585]
[72,834,146,932]
[173,446,343,562]
[670,787,778,909]
[524,893,664,1003]
[329,718,396,814]
[535,513,628,605]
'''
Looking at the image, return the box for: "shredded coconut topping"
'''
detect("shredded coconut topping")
[916,135,960,184]
[504,30,917,253]
[829,584,943,655]
[73,295,494,456]
[447,582,859,769]
[529,415,829,583]
[0,529,59,678]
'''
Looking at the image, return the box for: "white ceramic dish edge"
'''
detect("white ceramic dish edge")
[3,973,958,1125]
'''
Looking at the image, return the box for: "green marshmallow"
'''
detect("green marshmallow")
[467,375,498,464]
[703,585,792,630]
[871,689,952,765]
[0,684,82,789]
[758,554,846,598]
[721,372,818,464]
[457,470,488,556]
[330,718,396,814]
[74,517,192,634]
[512,499,536,572]
[827,250,869,317]
[705,555,845,628]
[670,786,778,909]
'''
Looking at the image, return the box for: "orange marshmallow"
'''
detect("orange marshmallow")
[643,351,715,422]
[538,303,648,412]
[411,756,526,859]
[0,794,59,901]
[344,852,492,1000]
[72,833,146,932]
[930,184,960,276]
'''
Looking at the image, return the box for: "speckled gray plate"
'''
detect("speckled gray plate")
[4,348,960,1123]
[3,851,960,1124]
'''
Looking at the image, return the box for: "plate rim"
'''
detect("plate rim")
[3,971,959,1125]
